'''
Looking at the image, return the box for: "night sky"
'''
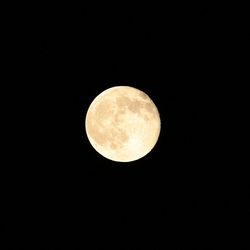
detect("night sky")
[7,2,248,249]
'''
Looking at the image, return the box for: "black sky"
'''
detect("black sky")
[6,2,249,249]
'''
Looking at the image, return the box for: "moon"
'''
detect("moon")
[85,86,161,162]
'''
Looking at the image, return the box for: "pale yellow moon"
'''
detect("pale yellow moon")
[85,86,161,162]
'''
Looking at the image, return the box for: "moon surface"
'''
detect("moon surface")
[85,86,161,162]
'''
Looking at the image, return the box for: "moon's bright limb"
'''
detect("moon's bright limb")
[85,86,161,162]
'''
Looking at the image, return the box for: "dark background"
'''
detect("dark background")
[6,2,249,249]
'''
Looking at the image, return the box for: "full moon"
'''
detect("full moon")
[85,86,161,162]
